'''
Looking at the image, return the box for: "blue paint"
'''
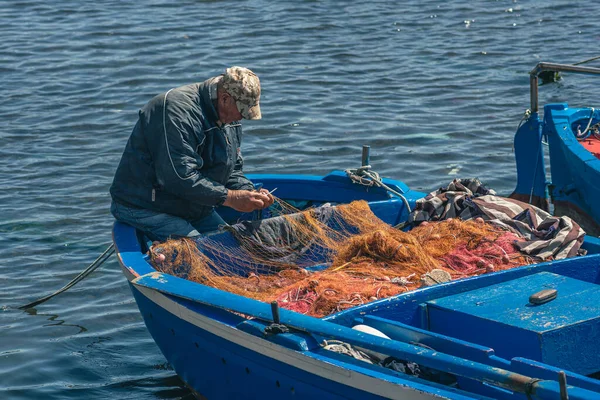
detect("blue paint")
[512,112,547,200]
[130,285,385,400]
[359,315,509,368]
[129,264,600,399]
[510,358,600,394]
[514,102,600,233]
[236,319,321,351]
[427,272,600,375]
[130,277,484,400]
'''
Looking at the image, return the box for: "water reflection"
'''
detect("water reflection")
[25,307,88,335]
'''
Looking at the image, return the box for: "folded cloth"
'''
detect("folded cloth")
[408,178,496,222]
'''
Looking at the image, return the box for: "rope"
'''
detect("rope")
[576,107,595,139]
[525,378,544,400]
[574,55,600,65]
[19,243,115,309]
[264,323,289,335]
[322,340,374,363]
[516,109,532,132]
[529,138,542,205]
[345,168,412,214]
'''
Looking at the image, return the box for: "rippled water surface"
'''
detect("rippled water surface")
[2,1,600,398]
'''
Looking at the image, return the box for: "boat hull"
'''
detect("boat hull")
[127,282,457,400]
[513,103,600,235]
[114,172,467,399]
[115,170,600,399]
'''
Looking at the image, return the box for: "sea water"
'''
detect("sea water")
[1,1,599,398]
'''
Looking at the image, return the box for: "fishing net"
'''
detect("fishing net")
[150,199,534,317]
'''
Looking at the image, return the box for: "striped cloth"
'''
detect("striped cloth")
[408,179,585,260]
[408,179,496,222]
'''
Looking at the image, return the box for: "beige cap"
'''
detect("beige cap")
[221,66,262,120]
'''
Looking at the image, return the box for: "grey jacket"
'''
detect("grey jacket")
[110,79,254,221]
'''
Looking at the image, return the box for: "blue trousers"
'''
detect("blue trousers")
[111,201,227,242]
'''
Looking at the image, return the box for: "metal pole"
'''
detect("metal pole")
[530,74,539,114]
[529,62,600,113]
[270,301,280,324]
[361,145,370,168]
[558,371,569,400]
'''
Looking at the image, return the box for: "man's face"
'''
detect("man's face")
[218,92,243,124]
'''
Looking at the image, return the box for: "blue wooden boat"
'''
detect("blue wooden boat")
[512,62,600,236]
[113,63,600,399]
[114,166,600,399]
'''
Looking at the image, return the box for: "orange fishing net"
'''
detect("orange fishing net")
[150,200,532,317]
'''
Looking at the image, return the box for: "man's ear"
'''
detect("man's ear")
[220,92,231,104]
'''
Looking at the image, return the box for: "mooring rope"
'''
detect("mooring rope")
[19,243,115,309]
[574,55,600,66]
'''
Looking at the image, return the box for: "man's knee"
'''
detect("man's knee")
[110,201,198,242]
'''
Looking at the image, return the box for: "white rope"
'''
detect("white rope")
[322,340,374,364]
[576,107,595,139]
[345,168,412,214]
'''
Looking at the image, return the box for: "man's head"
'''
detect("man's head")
[217,66,261,124]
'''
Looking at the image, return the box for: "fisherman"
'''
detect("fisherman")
[109,66,274,241]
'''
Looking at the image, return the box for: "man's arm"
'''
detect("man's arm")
[224,147,274,209]
[223,132,274,209]
[149,96,270,211]
[226,147,255,191]
[149,96,228,206]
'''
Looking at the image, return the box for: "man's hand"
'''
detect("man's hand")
[223,190,272,212]
[258,188,275,208]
